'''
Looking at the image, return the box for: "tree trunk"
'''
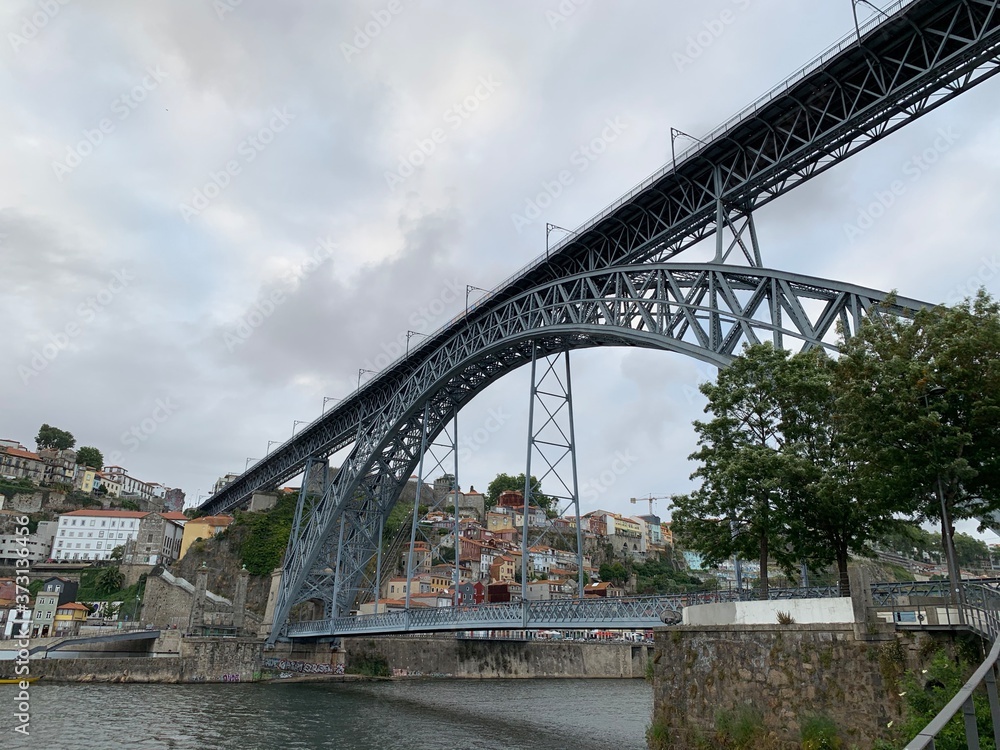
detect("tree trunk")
[836,546,850,597]
[759,532,769,599]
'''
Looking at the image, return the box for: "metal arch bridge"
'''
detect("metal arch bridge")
[196,0,1000,643]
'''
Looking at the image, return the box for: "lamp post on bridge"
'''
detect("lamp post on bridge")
[266,440,279,456]
[292,420,307,437]
[322,396,342,413]
[245,457,258,471]
[465,285,488,317]
[358,369,376,393]
[406,330,429,357]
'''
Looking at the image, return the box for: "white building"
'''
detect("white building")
[51,510,146,562]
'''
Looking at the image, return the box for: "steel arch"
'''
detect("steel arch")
[268,264,929,641]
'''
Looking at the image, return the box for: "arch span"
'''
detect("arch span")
[269,264,928,640]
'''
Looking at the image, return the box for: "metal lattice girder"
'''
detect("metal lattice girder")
[202,0,1000,521]
[267,264,929,642]
[521,350,586,598]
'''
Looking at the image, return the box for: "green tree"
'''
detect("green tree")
[94,566,124,596]
[75,446,103,469]
[836,291,1000,590]
[35,424,76,451]
[671,344,802,596]
[109,545,124,561]
[485,472,553,511]
[599,561,629,586]
[780,349,902,595]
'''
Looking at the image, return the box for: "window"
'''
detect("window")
[98,531,104,538]
[101,521,106,527]
[85,543,91,549]
[147,533,154,543]
[59,530,65,537]
[97,542,103,549]
[89,520,95,526]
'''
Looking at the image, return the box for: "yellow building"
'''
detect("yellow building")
[54,602,89,635]
[179,515,234,559]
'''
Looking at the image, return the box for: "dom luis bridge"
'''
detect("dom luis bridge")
[197,0,1000,643]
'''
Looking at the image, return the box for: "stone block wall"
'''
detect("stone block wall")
[650,624,944,749]
[343,636,651,678]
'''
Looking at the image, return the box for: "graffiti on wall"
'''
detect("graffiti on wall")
[261,657,343,675]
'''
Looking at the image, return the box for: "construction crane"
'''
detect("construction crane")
[630,494,670,516]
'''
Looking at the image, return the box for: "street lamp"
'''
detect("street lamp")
[267,440,280,455]
[245,457,258,471]
[292,420,307,437]
[358,368,375,392]
[465,285,488,317]
[406,330,429,356]
[322,396,342,413]
[923,385,965,616]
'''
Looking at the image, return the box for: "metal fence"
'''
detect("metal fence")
[893,582,1000,749]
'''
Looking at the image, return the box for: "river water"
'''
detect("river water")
[2,678,652,750]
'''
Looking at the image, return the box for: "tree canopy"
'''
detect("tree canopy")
[672,343,901,596]
[35,424,75,451]
[836,292,1000,552]
[672,292,1000,597]
[75,446,103,469]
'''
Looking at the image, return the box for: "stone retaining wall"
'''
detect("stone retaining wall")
[650,624,949,749]
[343,636,651,678]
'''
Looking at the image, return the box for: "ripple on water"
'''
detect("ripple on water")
[0,679,652,750]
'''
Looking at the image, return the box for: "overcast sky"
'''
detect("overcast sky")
[2,1,999,538]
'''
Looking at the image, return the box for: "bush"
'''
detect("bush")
[800,714,841,749]
[715,705,769,750]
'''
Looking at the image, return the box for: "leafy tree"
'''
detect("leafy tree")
[35,424,75,451]
[75,446,103,469]
[120,499,140,511]
[836,291,1000,592]
[94,567,124,596]
[109,545,124,561]
[485,472,553,511]
[780,349,902,595]
[671,344,802,596]
[599,561,629,586]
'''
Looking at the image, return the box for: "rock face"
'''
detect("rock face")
[169,523,271,616]
[649,624,947,749]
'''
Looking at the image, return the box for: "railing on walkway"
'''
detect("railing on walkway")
[884,582,1000,749]
[285,581,867,638]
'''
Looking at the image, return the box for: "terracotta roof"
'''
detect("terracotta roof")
[190,515,233,525]
[160,512,188,520]
[61,509,149,519]
[57,602,90,611]
[1,447,42,461]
